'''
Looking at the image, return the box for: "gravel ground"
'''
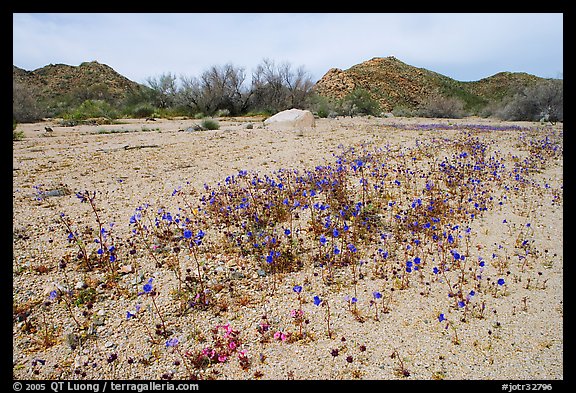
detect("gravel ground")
[13,116,563,381]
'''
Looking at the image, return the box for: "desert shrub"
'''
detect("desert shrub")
[201,118,220,130]
[155,106,192,119]
[493,79,563,122]
[13,120,24,141]
[13,130,25,141]
[338,88,381,117]
[417,94,465,118]
[129,103,156,119]
[392,106,417,118]
[13,81,46,123]
[215,109,231,117]
[306,93,337,118]
[64,99,119,121]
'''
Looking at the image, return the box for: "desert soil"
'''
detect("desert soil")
[12,116,563,381]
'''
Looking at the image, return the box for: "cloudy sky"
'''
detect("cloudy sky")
[13,13,563,84]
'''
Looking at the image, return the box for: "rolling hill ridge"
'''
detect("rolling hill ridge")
[13,57,552,116]
[312,56,546,112]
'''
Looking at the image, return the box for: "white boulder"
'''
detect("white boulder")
[263,108,315,129]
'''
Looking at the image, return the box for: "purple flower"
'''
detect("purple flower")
[433,267,439,275]
[313,295,322,306]
[166,338,179,347]
[373,291,382,299]
[497,278,505,286]
[183,229,192,239]
[293,285,302,294]
[319,235,327,245]
[194,230,205,245]
[438,313,446,322]
[142,278,153,294]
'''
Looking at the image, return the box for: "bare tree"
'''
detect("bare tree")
[250,58,314,113]
[146,73,178,108]
[280,63,314,109]
[13,81,45,122]
[177,64,251,116]
[495,79,563,122]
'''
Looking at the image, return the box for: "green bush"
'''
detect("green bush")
[64,99,118,121]
[201,118,220,130]
[339,88,382,117]
[307,93,336,118]
[13,120,24,141]
[391,106,416,118]
[129,103,156,118]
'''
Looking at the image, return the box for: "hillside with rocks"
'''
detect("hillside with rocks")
[13,57,556,122]
[13,61,143,104]
[313,56,546,112]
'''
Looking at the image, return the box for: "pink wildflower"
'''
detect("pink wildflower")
[273,331,282,340]
[229,340,237,350]
[218,354,227,363]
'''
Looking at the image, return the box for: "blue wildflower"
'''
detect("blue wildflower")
[143,278,153,294]
[165,338,179,347]
[313,295,322,306]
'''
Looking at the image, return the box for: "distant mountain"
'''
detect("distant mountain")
[13,58,553,118]
[13,61,143,104]
[313,56,547,113]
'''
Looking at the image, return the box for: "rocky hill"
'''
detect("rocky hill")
[313,56,546,112]
[13,61,143,104]
[13,57,551,118]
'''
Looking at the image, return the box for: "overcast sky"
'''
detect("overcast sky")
[13,13,563,84]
